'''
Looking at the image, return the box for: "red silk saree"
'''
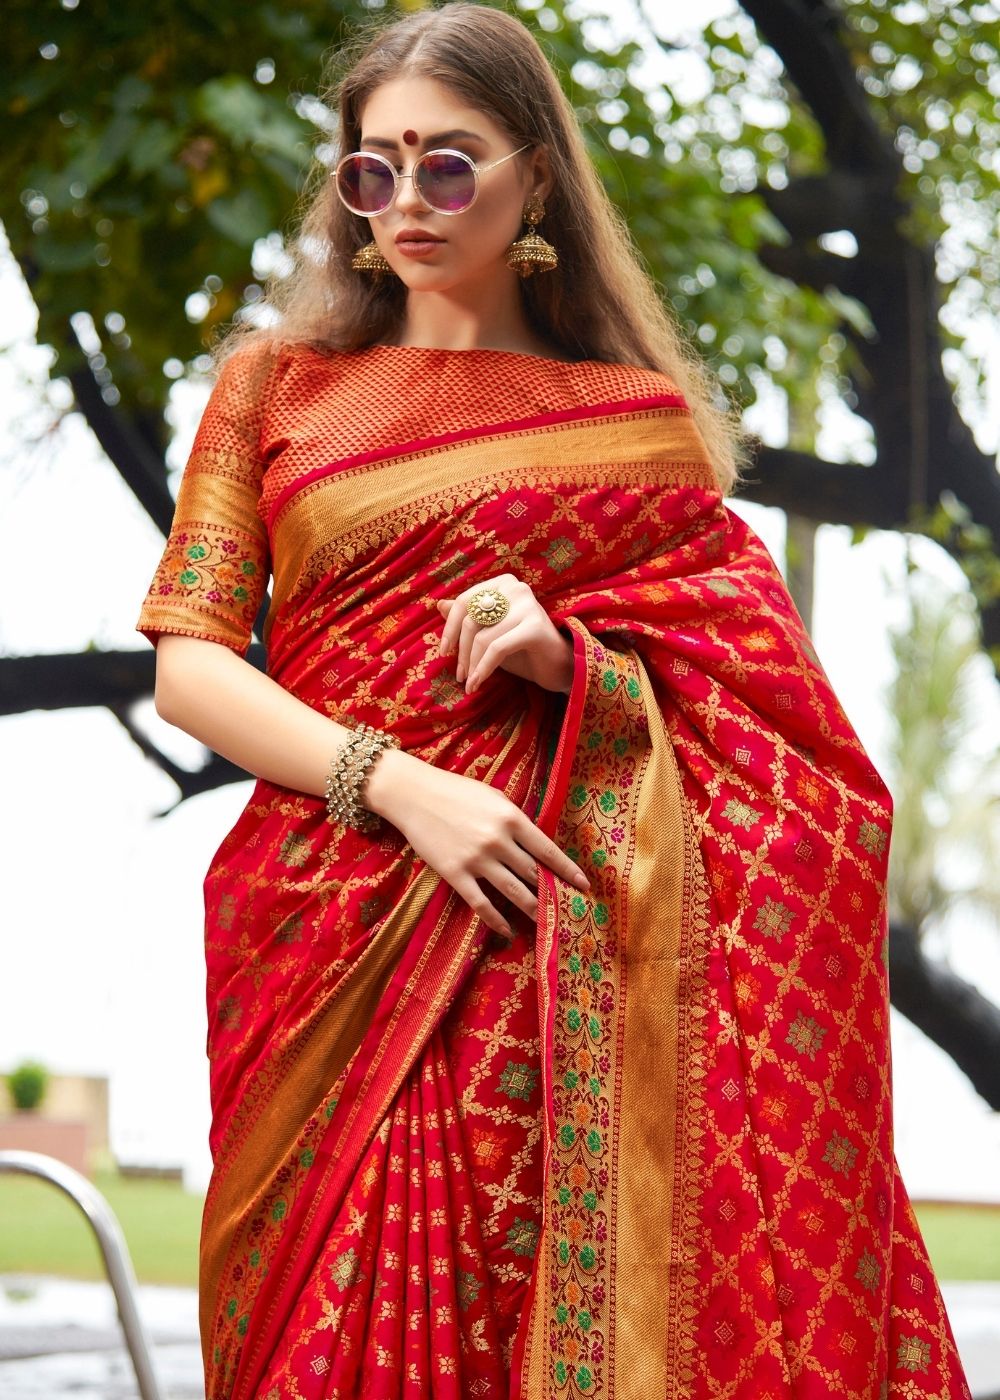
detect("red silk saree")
[136,341,971,1400]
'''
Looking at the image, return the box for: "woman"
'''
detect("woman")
[135,5,971,1398]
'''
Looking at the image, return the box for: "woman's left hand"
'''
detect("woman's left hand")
[436,573,574,696]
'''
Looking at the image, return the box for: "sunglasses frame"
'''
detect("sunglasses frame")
[335,142,533,217]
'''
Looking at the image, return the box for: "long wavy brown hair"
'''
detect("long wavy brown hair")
[211,1,751,493]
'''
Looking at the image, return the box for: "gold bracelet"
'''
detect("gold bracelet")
[324,723,400,833]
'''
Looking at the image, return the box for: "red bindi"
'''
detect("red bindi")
[402,129,419,146]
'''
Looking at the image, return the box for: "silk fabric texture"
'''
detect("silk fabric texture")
[136,341,971,1400]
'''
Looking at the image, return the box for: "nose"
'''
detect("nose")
[392,166,433,216]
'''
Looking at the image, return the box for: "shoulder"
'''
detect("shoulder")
[573,356,689,407]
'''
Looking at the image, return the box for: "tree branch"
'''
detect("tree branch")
[889,919,1000,1109]
[738,0,896,172]
[0,644,266,716]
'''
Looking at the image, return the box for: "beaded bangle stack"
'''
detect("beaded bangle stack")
[324,722,400,834]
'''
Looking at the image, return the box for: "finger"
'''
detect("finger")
[455,611,484,683]
[454,875,513,940]
[437,599,460,655]
[466,622,530,691]
[480,857,539,922]
[518,821,591,890]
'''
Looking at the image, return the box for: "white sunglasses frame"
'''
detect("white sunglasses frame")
[335,142,533,217]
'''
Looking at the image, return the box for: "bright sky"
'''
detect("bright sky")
[1,0,999,1200]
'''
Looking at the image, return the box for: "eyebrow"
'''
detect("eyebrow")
[359,128,486,150]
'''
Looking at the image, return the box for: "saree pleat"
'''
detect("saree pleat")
[135,341,972,1400]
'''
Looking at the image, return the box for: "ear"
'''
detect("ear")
[529,144,554,205]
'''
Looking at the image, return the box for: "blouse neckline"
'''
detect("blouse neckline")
[368,342,584,366]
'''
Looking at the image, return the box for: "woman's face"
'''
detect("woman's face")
[352,75,550,292]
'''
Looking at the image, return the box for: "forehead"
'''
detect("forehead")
[358,75,497,147]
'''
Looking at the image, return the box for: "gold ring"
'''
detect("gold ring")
[466,587,510,627]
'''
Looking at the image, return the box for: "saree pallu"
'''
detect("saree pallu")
[135,342,971,1399]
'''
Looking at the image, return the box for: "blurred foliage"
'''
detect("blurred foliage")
[886,556,1000,935]
[1,0,997,452]
[5,1059,50,1112]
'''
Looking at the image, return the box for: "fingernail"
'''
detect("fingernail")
[573,872,590,890]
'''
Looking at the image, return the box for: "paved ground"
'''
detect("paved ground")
[1,1274,998,1398]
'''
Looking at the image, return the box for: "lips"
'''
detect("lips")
[395,230,445,244]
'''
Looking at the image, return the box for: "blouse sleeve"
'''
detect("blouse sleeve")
[135,342,282,658]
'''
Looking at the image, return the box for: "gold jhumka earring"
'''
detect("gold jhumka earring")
[351,240,394,276]
[505,192,558,277]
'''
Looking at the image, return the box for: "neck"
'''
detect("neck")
[390,277,549,355]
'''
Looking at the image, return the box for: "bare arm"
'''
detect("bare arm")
[152,634,590,936]
[152,633,413,816]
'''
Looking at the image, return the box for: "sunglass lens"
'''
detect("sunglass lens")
[337,156,394,214]
[416,152,477,212]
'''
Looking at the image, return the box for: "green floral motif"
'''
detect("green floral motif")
[569,783,588,809]
[498,1060,538,1101]
[559,1124,576,1148]
[555,1361,568,1385]
[579,1244,596,1268]
[896,1336,932,1374]
[271,1198,287,1222]
[571,894,588,919]
[556,1303,569,1324]
[578,1309,593,1332]
[613,736,629,755]
[582,1191,597,1211]
[329,1246,361,1292]
[278,833,310,867]
[576,1365,594,1390]
[543,536,581,573]
[558,1187,572,1206]
[236,1313,249,1337]
[564,1070,579,1090]
[585,1130,601,1156]
[600,668,619,693]
[558,1239,570,1265]
[178,569,200,587]
[592,848,608,868]
[588,1015,600,1040]
[855,1248,881,1293]
[186,543,208,561]
[589,961,602,981]
[249,1249,260,1268]
[299,1149,314,1169]
[274,913,303,944]
[786,1011,827,1060]
[233,585,249,602]
[858,819,888,857]
[593,903,609,927]
[753,897,794,941]
[822,1130,859,1176]
[625,676,641,700]
[587,730,603,749]
[568,954,582,974]
[226,1296,238,1318]
[722,797,761,830]
[598,790,616,814]
[240,560,256,576]
[567,1008,582,1032]
[456,1270,482,1310]
[506,1216,540,1257]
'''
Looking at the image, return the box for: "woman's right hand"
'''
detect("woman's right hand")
[364,748,591,939]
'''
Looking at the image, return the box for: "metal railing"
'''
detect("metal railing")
[0,1149,167,1400]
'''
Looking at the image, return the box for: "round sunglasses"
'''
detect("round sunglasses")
[335,143,532,217]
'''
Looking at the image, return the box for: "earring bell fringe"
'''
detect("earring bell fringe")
[506,229,558,278]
